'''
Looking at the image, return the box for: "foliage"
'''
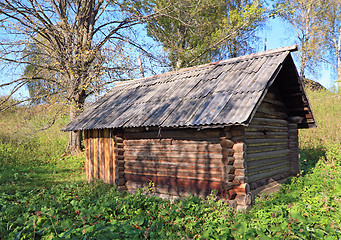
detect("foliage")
[277,0,325,78]
[0,0,160,152]
[0,89,340,239]
[321,0,341,90]
[137,0,267,70]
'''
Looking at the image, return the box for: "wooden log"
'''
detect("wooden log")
[245,138,288,146]
[247,149,290,161]
[247,166,291,183]
[124,157,224,165]
[246,125,288,132]
[248,162,290,175]
[114,136,124,143]
[228,200,237,209]
[123,128,222,140]
[124,160,223,169]
[124,141,222,152]
[233,151,246,161]
[124,163,223,173]
[235,168,247,176]
[233,176,247,184]
[233,142,246,152]
[234,183,250,194]
[233,160,246,168]
[231,126,245,137]
[222,182,235,190]
[220,138,234,148]
[222,174,234,182]
[224,165,235,174]
[245,131,289,139]
[247,144,288,154]
[250,117,288,127]
[123,150,223,159]
[125,174,223,190]
[246,156,290,169]
[235,193,252,205]
[222,149,234,157]
[222,157,235,165]
[115,177,126,186]
[124,169,223,181]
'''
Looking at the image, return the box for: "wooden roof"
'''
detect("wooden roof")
[64,45,316,131]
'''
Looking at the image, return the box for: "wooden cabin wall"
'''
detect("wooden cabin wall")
[122,128,232,198]
[245,91,293,192]
[83,129,125,188]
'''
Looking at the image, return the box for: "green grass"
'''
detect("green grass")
[0,89,340,239]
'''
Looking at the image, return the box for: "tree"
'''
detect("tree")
[139,0,267,70]
[278,0,325,79]
[0,0,157,153]
[322,0,341,90]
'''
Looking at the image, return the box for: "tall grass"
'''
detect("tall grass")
[0,88,340,239]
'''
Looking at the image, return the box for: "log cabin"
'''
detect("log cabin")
[64,45,316,210]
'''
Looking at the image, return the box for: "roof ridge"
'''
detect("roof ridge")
[114,45,298,87]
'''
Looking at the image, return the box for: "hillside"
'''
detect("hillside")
[0,88,340,239]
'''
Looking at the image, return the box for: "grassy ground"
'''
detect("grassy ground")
[0,89,340,239]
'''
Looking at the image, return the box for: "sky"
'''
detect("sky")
[0,16,337,99]
[263,18,335,89]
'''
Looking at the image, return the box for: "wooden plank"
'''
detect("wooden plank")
[103,129,110,183]
[93,129,99,179]
[84,130,90,182]
[88,130,94,182]
[100,129,105,181]
[108,130,114,184]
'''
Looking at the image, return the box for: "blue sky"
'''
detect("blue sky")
[263,18,335,89]
[0,16,336,99]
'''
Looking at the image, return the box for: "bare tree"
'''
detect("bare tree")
[279,0,325,79]
[323,0,341,90]
[0,0,157,153]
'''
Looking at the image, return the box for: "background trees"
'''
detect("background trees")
[0,0,157,153]
[140,0,266,70]
[278,0,325,79]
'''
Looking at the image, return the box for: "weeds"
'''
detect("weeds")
[0,89,340,239]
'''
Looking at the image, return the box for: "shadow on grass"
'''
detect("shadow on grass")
[299,146,326,176]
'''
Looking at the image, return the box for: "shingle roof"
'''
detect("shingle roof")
[64,45,315,131]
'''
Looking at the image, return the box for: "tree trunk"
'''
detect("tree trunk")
[66,89,86,154]
[338,59,341,91]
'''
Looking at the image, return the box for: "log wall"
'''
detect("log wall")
[123,128,230,198]
[245,91,292,192]
[84,129,125,188]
